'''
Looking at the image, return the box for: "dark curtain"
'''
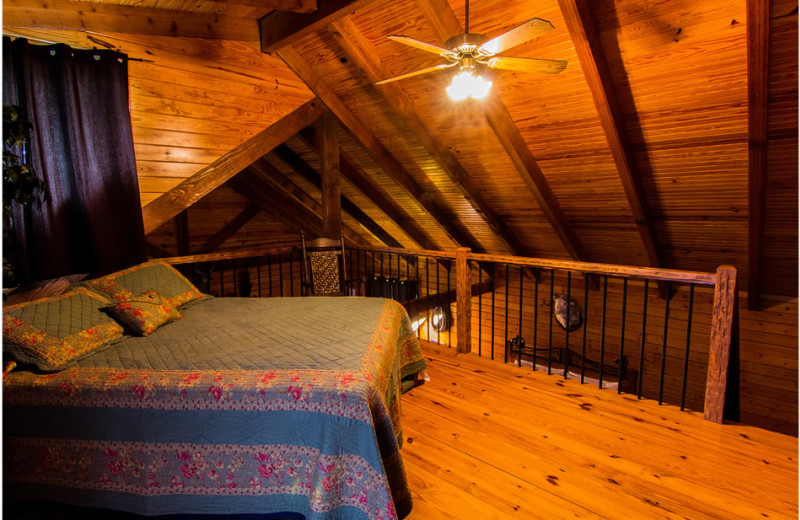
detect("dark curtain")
[3,37,145,283]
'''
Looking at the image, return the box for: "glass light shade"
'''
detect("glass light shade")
[446,71,492,100]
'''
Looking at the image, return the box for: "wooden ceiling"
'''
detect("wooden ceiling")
[3,0,797,303]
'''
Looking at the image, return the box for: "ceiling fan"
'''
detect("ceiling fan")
[376,1,567,100]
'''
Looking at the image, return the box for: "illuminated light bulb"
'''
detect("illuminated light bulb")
[446,71,492,100]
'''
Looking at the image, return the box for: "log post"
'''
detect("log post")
[703,265,738,423]
[456,247,472,354]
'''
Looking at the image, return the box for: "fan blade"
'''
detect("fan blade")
[479,18,555,56]
[484,56,567,74]
[387,35,455,57]
[375,62,458,85]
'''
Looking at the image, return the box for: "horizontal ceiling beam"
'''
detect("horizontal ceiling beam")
[277,44,479,250]
[3,0,260,41]
[259,0,377,53]
[141,98,323,235]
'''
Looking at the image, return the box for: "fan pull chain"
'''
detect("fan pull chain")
[465,0,469,33]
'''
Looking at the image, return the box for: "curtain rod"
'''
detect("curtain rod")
[3,33,150,62]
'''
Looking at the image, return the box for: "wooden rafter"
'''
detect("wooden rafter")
[276,45,479,250]
[329,17,529,257]
[141,99,323,235]
[413,0,588,261]
[235,159,370,246]
[558,0,664,269]
[272,144,402,247]
[194,203,262,254]
[3,0,259,41]
[298,128,442,251]
[746,0,769,311]
[259,0,377,53]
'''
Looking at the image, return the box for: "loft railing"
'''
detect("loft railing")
[160,245,737,424]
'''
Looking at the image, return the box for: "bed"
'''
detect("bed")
[3,262,426,520]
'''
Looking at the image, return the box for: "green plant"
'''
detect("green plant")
[3,103,48,285]
[3,103,48,216]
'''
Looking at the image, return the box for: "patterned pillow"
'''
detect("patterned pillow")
[83,261,203,308]
[2,287,124,372]
[105,291,181,336]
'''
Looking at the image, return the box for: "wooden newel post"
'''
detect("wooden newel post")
[703,265,738,423]
[456,247,472,354]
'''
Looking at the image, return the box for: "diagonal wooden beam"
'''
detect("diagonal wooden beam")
[298,127,442,251]
[277,45,479,250]
[328,17,529,257]
[142,98,323,235]
[746,0,769,311]
[558,0,664,270]
[272,144,403,247]
[414,0,587,261]
[3,0,259,41]
[194,203,262,254]
[259,0,378,53]
[239,159,370,246]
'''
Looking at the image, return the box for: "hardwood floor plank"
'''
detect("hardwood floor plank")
[400,343,798,520]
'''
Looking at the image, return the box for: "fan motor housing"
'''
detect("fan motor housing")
[445,33,488,54]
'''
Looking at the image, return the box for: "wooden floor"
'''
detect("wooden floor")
[401,342,798,520]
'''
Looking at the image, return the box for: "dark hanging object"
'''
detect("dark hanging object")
[553,295,583,332]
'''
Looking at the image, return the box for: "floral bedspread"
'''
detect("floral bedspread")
[4,297,425,520]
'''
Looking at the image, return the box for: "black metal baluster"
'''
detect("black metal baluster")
[256,258,262,297]
[637,280,650,399]
[381,252,385,278]
[581,273,588,383]
[547,270,554,375]
[205,263,211,294]
[680,284,695,410]
[599,275,608,388]
[279,254,285,297]
[564,271,572,378]
[219,264,225,297]
[491,265,496,360]
[478,266,483,357]
[268,257,273,297]
[504,264,509,363]
[518,266,524,368]
[533,269,539,371]
[289,252,294,297]
[436,260,441,345]
[232,260,238,296]
[617,278,628,393]
[446,265,451,348]
[243,258,249,297]
[426,257,431,341]
[658,282,672,404]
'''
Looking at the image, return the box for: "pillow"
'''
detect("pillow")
[105,290,181,336]
[83,261,203,308]
[2,287,124,372]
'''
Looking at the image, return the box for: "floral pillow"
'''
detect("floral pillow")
[2,287,124,372]
[105,291,181,336]
[83,261,204,308]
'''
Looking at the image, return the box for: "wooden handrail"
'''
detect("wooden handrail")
[466,252,717,285]
[154,247,296,265]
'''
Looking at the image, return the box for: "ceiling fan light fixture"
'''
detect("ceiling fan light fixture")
[446,70,492,100]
